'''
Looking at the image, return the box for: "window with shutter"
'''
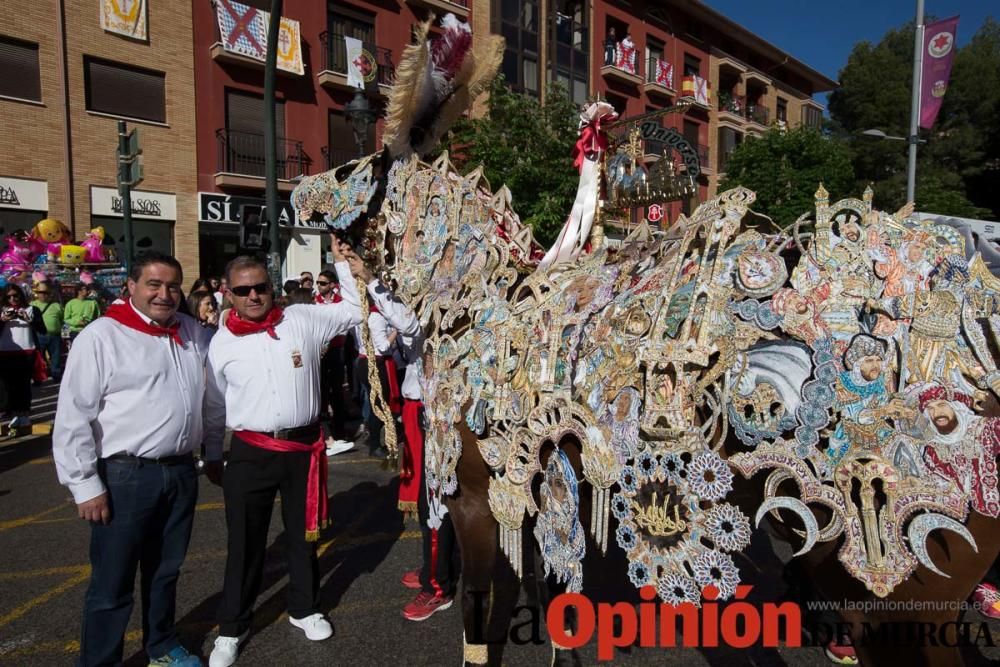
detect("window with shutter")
[84,56,165,122]
[225,90,285,139]
[0,36,41,102]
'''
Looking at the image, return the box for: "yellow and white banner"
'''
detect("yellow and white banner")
[273,15,304,76]
[101,0,147,41]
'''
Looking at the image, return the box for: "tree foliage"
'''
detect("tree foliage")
[718,127,855,227]
[828,17,1000,219]
[444,77,580,246]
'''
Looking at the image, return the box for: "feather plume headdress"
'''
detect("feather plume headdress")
[382,13,505,158]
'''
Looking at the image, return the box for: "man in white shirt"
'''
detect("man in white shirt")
[204,241,405,666]
[53,251,217,667]
[369,287,458,621]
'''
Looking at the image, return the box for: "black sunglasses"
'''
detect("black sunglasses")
[315,280,331,286]
[230,282,271,297]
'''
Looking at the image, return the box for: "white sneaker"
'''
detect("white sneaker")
[289,613,333,641]
[209,632,247,667]
[325,438,355,456]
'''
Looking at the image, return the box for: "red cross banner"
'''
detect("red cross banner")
[100,0,147,41]
[919,16,959,129]
[215,0,303,75]
[655,59,674,89]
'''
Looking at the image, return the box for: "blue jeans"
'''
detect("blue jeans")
[38,333,62,379]
[355,357,383,450]
[78,456,198,666]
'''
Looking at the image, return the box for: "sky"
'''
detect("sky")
[705,0,994,101]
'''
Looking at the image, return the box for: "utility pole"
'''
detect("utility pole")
[264,0,283,288]
[116,120,143,273]
[906,0,925,203]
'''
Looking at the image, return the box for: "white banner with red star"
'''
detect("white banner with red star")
[215,0,304,75]
[100,0,147,41]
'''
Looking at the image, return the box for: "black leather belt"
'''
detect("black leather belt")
[104,452,193,466]
[249,423,321,443]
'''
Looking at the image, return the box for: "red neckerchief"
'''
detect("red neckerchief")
[315,287,343,305]
[104,302,183,345]
[226,306,284,339]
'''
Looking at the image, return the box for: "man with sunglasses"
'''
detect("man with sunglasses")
[204,241,409,666]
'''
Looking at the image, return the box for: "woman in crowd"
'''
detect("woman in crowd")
[187,291,219,331]
[1,285,46,433]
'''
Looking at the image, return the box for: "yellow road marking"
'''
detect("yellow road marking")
[328,456,383,466]
[0,503,69,532]
[0,565,88,581]
[0,569,91,629]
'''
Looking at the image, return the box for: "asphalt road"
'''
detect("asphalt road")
[2,382,999,666]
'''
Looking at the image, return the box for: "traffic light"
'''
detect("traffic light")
[116,127,144,194]
[239,204,268,251]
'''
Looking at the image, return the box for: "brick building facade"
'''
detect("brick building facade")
[1,1,830,281]
[477,0,836,230]
[0,0,200,279]
[192,0,472,280]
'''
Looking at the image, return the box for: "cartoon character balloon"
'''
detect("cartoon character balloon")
[31,218,71,261]
[81,227,106,263]
[60,245,86,266]
[1,231,36,274]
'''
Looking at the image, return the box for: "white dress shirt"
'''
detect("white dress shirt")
[53,302,213,503]
[367,284,423,400]
[204,262,400,444]
[370,311,393,357]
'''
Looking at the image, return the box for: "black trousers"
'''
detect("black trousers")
[0,351,34,413]
[218,435,319,636]
[417,428,459,597]
[320,347,345,435]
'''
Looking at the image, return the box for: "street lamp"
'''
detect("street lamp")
[344,88,377,158]
[861,128,927,201]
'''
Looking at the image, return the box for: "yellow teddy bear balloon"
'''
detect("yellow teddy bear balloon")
[32,218,71,244]
[60,245,86,265]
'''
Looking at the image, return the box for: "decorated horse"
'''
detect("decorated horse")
[292,15,1000,666]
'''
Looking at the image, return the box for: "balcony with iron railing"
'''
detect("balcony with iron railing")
[404,0,468,18]
[746,103,770,128]
[317,31,395,94]
[601,43,642,85]
[322,145,360,171]
[644,56,675,97]
[717,92,747,125]
[215,129,309,191]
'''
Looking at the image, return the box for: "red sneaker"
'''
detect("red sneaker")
[401,569,421,590]
[970,582,1000,619]
[402,591,453,622]
[824,639,858,665]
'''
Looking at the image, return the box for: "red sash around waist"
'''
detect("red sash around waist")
[234,428,328,541]
[376,355,403,415]
[398,399,423,515]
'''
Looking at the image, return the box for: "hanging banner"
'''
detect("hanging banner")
[682,75,710,106]
[344,36,377,89]
[655,59,674,89]
[919,16,959,129]
[215,0,304,75]
[100,0,148,41]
